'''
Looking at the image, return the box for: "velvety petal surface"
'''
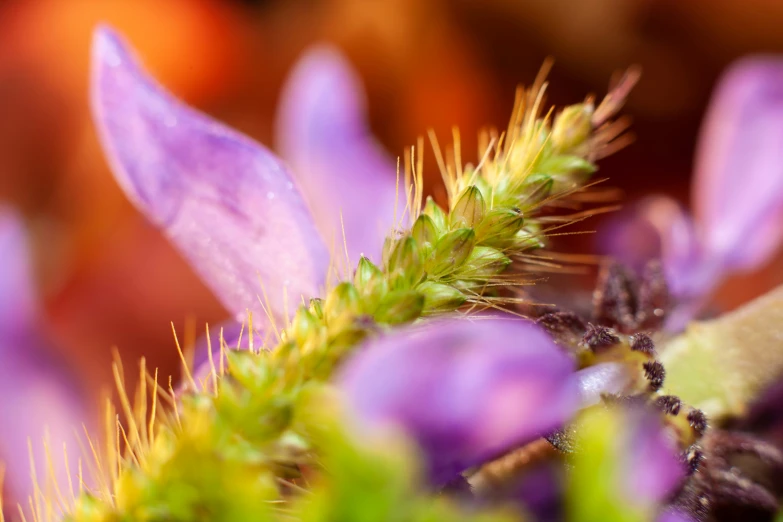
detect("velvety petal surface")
[693,57,783,271]
[91,26,329,323]
[339,318,576,485]
[0,209,88,507]
[276,46,403,263]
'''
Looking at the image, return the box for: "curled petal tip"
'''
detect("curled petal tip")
[90,28,329,323]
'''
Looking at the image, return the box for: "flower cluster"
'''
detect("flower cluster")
[6,24,783,522]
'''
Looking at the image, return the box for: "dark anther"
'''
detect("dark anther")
[643,361,665,391]
[684,447,704,475]
[593,262,638,332]
[655,395,682,416]
[582,323,620,350]
[536,311,587,346]
[687,409,708,437]
[636,260,670,330]
[629,333,655,355]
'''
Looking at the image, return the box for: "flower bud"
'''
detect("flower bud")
[458,246,511,279]
[411,214,438,246]
[474,208,524,246]
[354,256,388,307]
[429,228,476,276]
[419,281,466,312]
[423,196,447,231]
[551,103,594,153]
[374,290,425,324]
[451,185,485,228]
[387,235,424,289]
[325,282,361,322]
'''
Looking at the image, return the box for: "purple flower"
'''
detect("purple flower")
[91,27,402,328]
[338,318,578,486]
[0,208,88,507]
[600,57,783,328]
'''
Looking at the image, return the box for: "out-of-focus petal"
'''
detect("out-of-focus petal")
[90,26,329,323]
[568,406,684,521]
[0,209,87,507]
[598,196,711,299]
[693,57,783,271]
[622,409,685,505]
[339,318,576,486]
[276,46,402,263]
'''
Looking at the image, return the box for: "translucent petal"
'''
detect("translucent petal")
[276,46,403,263]
[693,57,783,271]
[91,26,329,323]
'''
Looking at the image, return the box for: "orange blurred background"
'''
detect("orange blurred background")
[2,0,783,419]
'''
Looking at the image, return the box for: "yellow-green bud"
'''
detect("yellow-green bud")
[325,282,361,322]
[374,290,425,324]
[419,281,466,312]
[411,214,438,246]
[474,208,524,245]
[459,246,512,279]
[429,228,476,276]
[451,185,485,228]
[423,196,447,231]
[551,103,594,153]
[387,235,424,289]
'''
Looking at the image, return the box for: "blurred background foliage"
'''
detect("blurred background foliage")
[3,0,783,417]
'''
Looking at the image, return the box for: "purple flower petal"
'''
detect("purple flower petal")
[0,209,88,506]
[693,57,783,272]
[276,46,402,263]
[621,409,685,505]
[598,196,712,300]
[90,26,329,323]
[339,318,576,485]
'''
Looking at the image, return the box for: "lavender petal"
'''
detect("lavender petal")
[276,46,403,263]
[693,57,783,272]
[339,318,576,486]
[91,26,329,323]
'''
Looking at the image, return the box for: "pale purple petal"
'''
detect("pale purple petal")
[276,46,402,263]
[90,26,329,323]
[339,318,576,485]
[0,209,88,506]
[693,57,783,271]
[598,196,713,299]
[621,409,685,505]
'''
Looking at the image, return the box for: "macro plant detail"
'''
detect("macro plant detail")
[6,21,783,522]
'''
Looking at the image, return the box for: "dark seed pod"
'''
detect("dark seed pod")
[536,311,587,346]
